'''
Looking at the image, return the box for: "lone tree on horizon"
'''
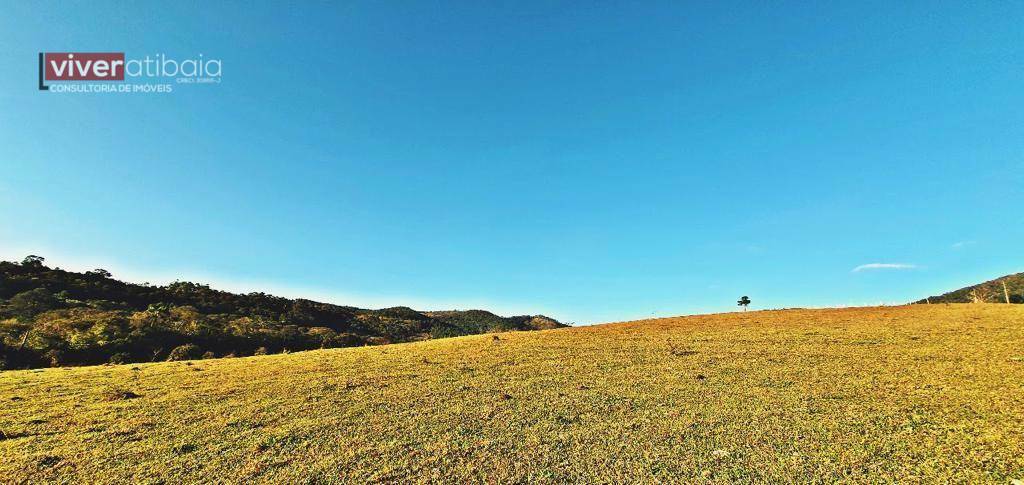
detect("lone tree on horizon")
[737,296,751,311]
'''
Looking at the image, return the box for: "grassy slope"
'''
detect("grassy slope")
[1,304,1022,483]
[916,272,1024,304]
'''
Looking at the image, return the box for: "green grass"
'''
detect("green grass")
[2,304,1023,482]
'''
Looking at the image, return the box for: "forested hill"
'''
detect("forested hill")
[0,256,564,369]
[915,272,1024,304]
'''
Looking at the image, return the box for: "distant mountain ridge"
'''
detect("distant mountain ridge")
[915,272,1024,304]
[0,256,564,369]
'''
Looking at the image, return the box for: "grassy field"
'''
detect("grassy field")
[1,304,1022,483]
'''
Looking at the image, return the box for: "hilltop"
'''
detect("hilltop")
[916,272,1024,304]
[0,256,563,369]
[0,304,1021,482]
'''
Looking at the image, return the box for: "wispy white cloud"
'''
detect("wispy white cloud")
[851,263,918,273]
[951,240,976,249]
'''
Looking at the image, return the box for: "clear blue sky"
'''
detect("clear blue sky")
[2,1,1022,324]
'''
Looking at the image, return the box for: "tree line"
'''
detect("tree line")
[0,256,562,369]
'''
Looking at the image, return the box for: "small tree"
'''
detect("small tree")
[21,255,45,267]
[86,268,112,278]
[737,296,751,311]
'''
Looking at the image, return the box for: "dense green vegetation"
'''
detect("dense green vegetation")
[0,256,562,369]
[916,272,1024,304]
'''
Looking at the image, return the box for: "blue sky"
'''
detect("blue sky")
[1,1,1022,324]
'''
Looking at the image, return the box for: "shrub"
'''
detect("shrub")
[167,344,202,361]
[9,289,62,320]
[43,349,63,367]
[108,352,130,364]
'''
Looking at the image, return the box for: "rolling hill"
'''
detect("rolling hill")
[1,304,1021,482]
[916,272,1024,304]
[0,257,563,369]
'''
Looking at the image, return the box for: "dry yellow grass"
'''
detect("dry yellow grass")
[1,304,1023,483]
